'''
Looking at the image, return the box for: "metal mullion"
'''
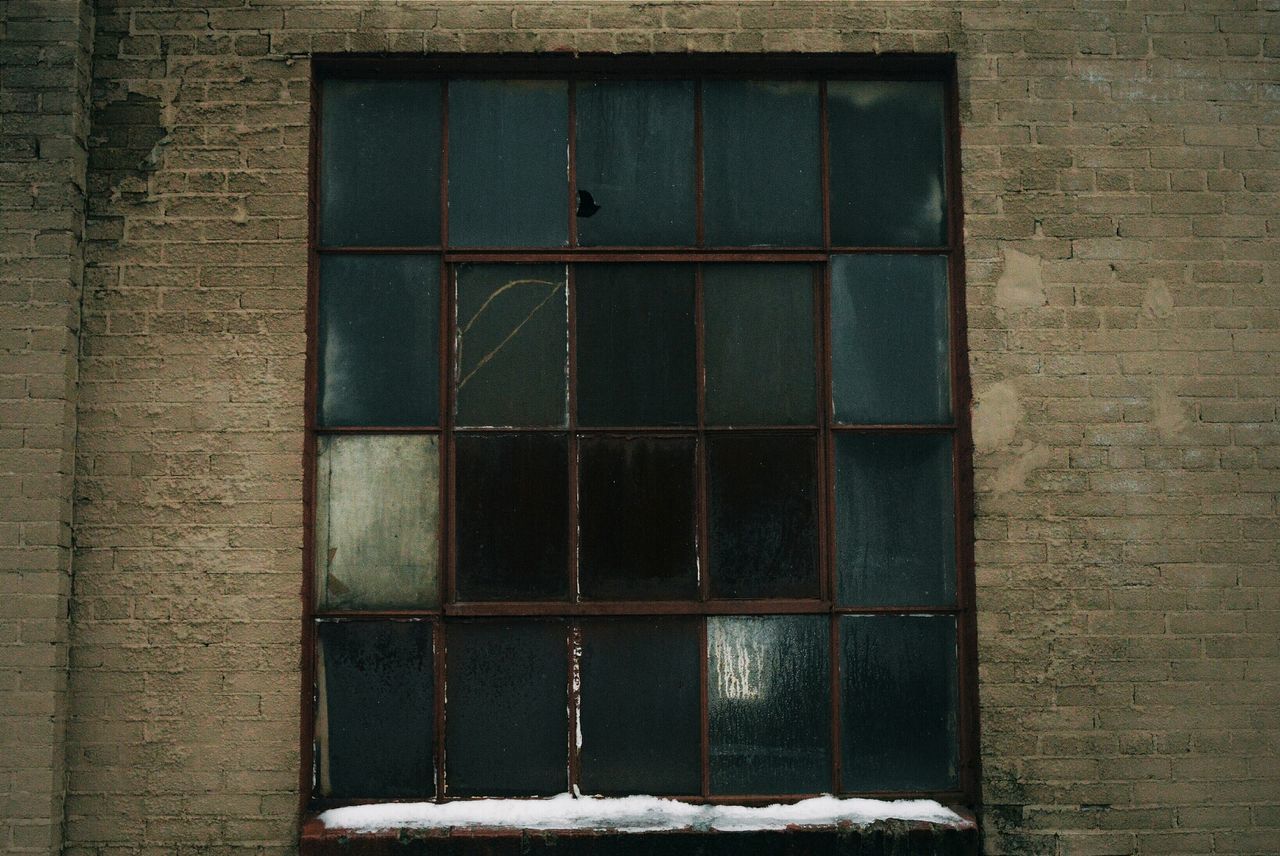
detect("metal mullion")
[315,245,952,256]
[452,425,815,434]
[695,265,710,602]
[567,622,581,796]
[438,599,830,617]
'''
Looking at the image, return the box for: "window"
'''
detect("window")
[305,56,975,810]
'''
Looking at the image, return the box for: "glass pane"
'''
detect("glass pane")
[576,80,696,246]
[703,81,821,246]
[579,618,701,795]
[317,254,439,427]
[704,264,816,425]
[708,435,819,600]
[840,615,959,791]
[317,621,434,798]
[320,80,441,247]
[829,80,947,247]
[445,620,567,796]
[315,435,440,610]
[455,264,568,427]
[708,615,830,794]
[455,433,569,601]
[578,436,697,600]
[448,80,568,247]
[575,264,696,427]
[835,433,955,606]
[831,254,950,424]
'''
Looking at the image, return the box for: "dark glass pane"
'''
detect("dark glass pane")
[320,80,441,247]
[317,621,434,798]
[455,264,568,427]
[831,254,950,424]
[578,437,697,600]
[708,615,830,794]
[315,435,440,610]
[704,265,816,425]
[317,254,439,427]
[703,81,821,246]
[576,80,696,246]
[575,264,696,427]
[448,80,568,247]
[579,618,701,795]
[455,433,569,601]
[840,615,959,791]
[708,435,819,600]
[835,433,955,606]
[829,81,947,247]
[445,620,566,796]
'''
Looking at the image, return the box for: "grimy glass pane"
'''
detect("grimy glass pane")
[828,80,947,247]
[704,265,816,425]
[576,80,696,246]
[445,620,567,796]
[840,615,959,791]
[448,79,568,247]
[708,434,819,600]
[317,254,439,427]
[831,254,950,424]
[320,79,441,247]
[578,436,697,600]
[579,618,701,795]
[575,264,696,426]
[455,433,569,601]
[703,81,821,246]
[835,433,955,606]
[317,621,434,798]
[455,264,568,427]
[708,615,831,794]
[315,435,440,610]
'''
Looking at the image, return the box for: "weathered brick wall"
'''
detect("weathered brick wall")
[0,0,94,853]
[55,2,1280,856]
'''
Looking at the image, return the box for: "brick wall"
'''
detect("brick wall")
[6,1,1272,855]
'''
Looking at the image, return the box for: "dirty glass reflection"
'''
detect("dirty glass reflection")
[708,615,830,794]
[315,435,440,610]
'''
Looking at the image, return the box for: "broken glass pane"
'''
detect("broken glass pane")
[575,264,696,426]
[575,80,696,246]
[455,264,568,427]
[445,620,567,796]
[578,436,698,600]
[708,615,831,794]
[320,80,441,247]
[703,81,821,246]
[579,617,701,795]
[828,80,947,247]
[454,433,569,601]
[835,433,955,606]
[840,615,959,791]
[708,434,819,599]
[315,435,440,610]
[317,620,434,798]
[704,264,816,425]
[448,79,568,247]
[831,254,950,424]
[317,254,440,427]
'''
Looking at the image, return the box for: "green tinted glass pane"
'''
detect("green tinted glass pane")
[704,264,815,425]
[835,433,955,606]
[829,81,947,247]
[703,81,821,246]
[315,435,440,610]
[455,264,567,427]
[576,80,696,246]
[831,254,950,424]
[840,615,959,791]
[317,254,439,427]
[448,80,568,247]
[320,80,441,247]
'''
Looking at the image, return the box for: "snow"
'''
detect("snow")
[318,793,965,834]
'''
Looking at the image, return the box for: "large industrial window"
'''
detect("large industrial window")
[305,55,976,810]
